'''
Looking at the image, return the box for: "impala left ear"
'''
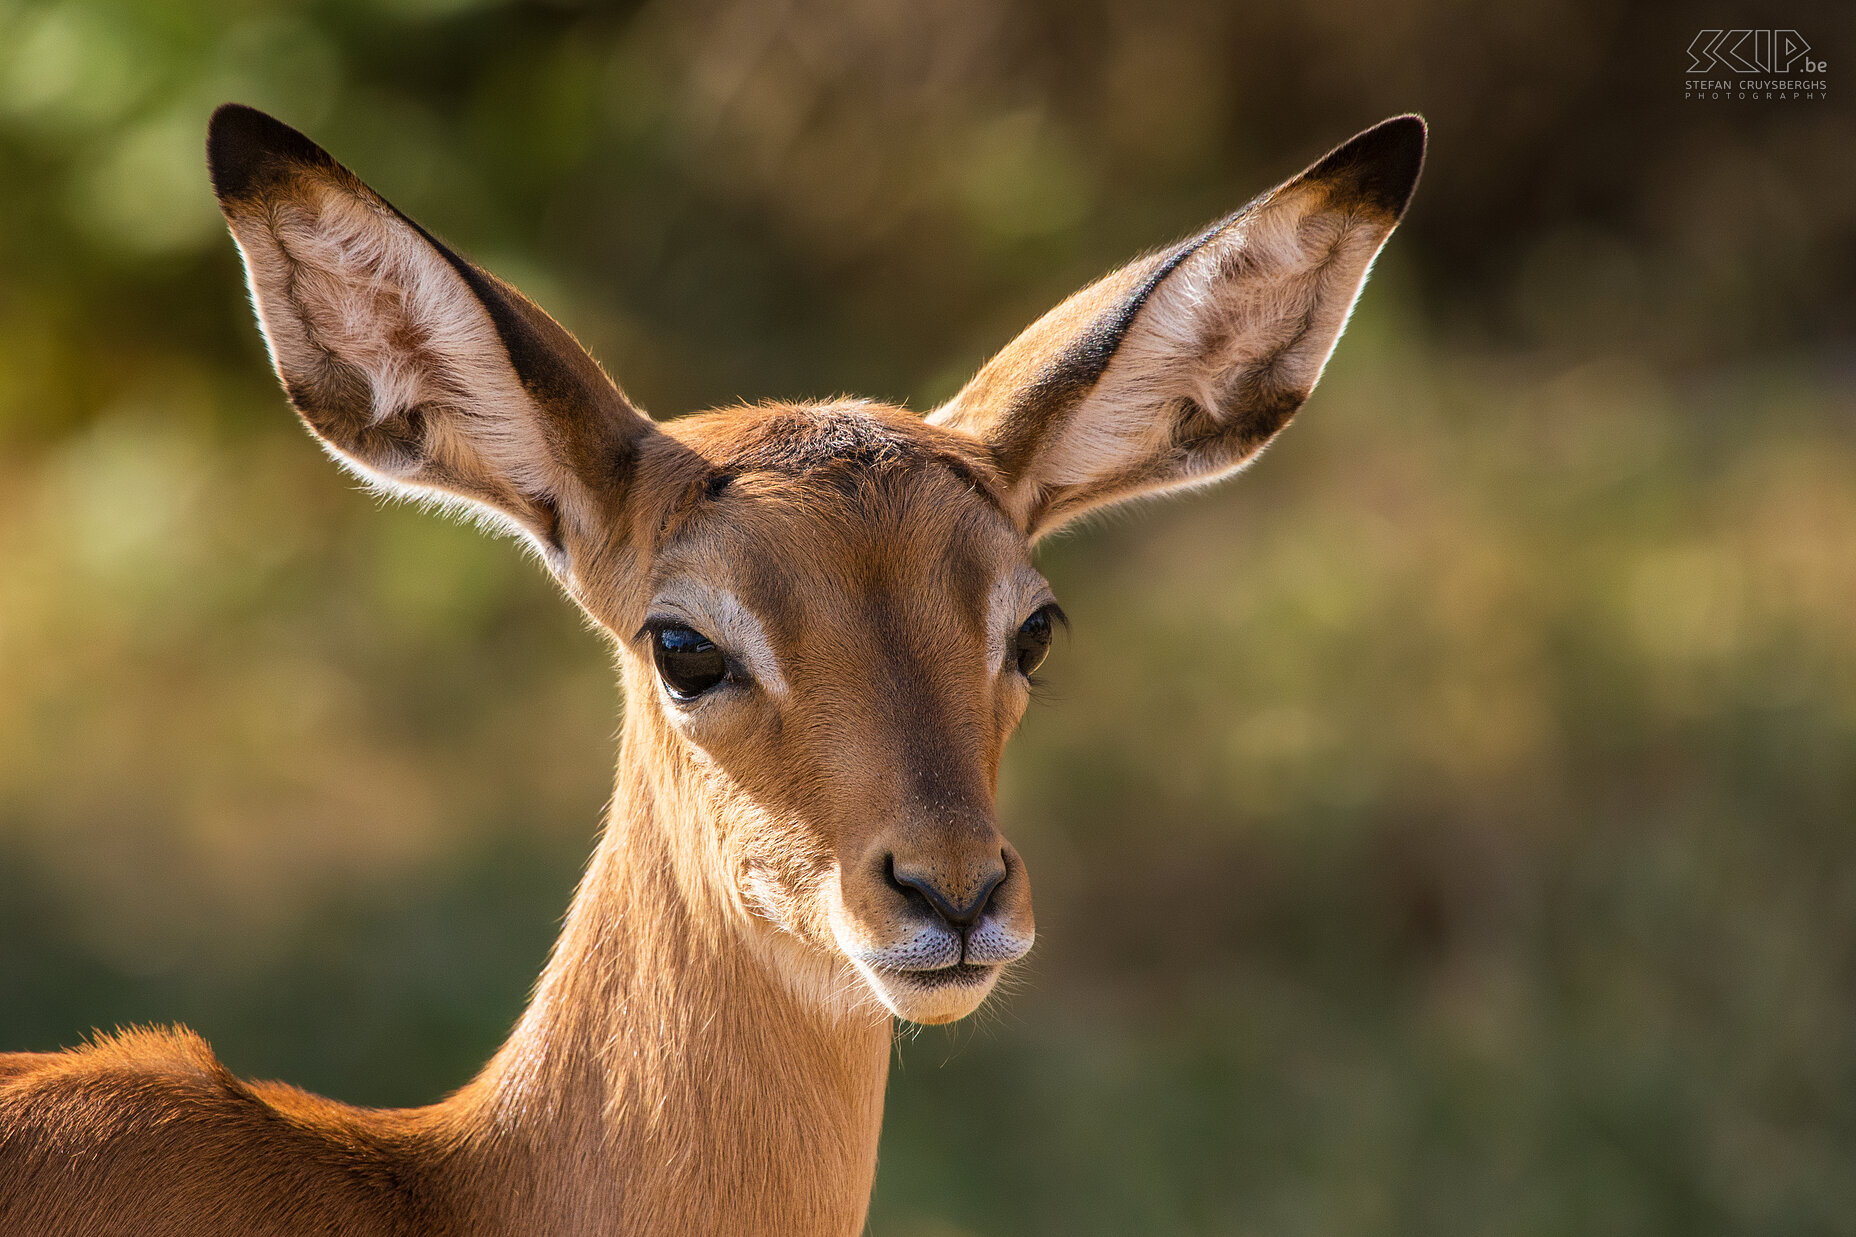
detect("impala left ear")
[930,115,1425,539]
[207,103,657,578]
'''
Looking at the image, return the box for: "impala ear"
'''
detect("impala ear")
[207,103,655,573]
[930,115,1425,538]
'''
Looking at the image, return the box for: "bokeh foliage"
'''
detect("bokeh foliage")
[2,1,1854,1234]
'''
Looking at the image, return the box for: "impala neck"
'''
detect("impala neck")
[463,705,893,1237]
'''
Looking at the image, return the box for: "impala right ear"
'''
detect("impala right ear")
[931,116,1425,539]
[207,104,656,574]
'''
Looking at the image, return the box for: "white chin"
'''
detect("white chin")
[857,960,1001,1025]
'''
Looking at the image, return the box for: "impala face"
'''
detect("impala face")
[207,104,1422,1026]
[604,405,1047,1023]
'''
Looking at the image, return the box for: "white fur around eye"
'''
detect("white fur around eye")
[647,580,788,699]
[987,567,1055,676]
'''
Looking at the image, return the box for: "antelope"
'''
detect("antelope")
[0,104,1423,1236]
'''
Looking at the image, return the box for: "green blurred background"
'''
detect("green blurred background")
[3,0,1854,1232]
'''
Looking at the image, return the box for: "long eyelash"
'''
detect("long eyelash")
[1026,675,1063,705]
[1022,603,1068,704]
[637,615,711,643]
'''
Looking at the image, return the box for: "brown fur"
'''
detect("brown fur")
[0,105,1423,1235]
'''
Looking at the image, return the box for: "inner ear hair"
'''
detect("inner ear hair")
[930,115,1426,539]
[207,103,652,566]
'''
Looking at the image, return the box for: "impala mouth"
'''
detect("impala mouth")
[872,961,998,989]
[851,953,1007,1024]
[834,915,1021,1022]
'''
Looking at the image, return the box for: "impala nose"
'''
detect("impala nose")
[885,856,1007,928]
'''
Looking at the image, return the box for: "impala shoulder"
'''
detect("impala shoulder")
[0,1027,260,1181]
[1,1026,233,1103]
[1,1029,452,1234]
[0,1026,414,1157]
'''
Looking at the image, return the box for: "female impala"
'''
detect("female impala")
[0,105,1423,1235]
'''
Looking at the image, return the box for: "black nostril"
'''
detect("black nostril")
[884,855,1006,929]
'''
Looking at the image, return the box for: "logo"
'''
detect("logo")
[1685,29,1828,100]
[1686,30,1822,73]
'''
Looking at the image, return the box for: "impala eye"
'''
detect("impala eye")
[651,625,728,700]
[1014,604,1062,677]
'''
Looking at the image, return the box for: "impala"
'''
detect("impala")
[0,104,1423,1236]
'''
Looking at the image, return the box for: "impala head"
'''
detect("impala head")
[207,104,1422,1025]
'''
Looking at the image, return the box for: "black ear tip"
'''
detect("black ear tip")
[1309,113,1428,220]
[207,103,334,203]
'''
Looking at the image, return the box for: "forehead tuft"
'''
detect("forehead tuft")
[726,403,916,474]
[645,401,1020,581]
[674,400,999,489]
